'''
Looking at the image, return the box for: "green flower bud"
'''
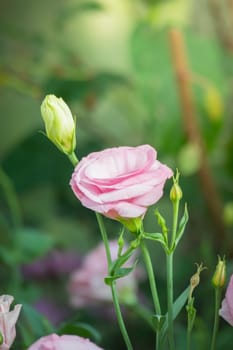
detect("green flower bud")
[0,331,3,345]
[212,256,226,288]
[170,182,183,202]
[170,169,183,202]
[41,94,76,155]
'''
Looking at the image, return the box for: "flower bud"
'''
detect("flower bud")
[41,94,76,155]
[189,263,206,300]
[170,182,183,202]
[212,256,226,288]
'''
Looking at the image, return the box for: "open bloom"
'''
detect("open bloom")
[41,94,76,154]
[219,274,233,326]
[70,145,173,221]
[68,240,142,307]
[28,333,104,350]
[0,295,22,350]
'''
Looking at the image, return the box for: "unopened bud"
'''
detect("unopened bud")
[0,331,3,345]
[170,182,183,202]
[189,263,206,300]
[41,94,76,155]
[212,256,226,288]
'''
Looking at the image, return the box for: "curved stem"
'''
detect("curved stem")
[210,287,222,350]
[68,152,79,166]
[140,240,161,315]
[140,239,161,349]
[95,213,112,268]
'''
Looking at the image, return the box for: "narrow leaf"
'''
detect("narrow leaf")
[175,204,189,246]
[160,286,190,341]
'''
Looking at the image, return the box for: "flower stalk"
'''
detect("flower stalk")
[210,287,222,350]
[211,257,226,350]
[166,173,182,350]
[67,152,133,350]
[96,213,133,350]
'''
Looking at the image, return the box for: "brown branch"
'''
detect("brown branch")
[208,0,233,53]
[168,29,226,248]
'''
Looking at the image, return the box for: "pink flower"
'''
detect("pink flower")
[0,295,22,350]
[28,333,104,350]
[68,240,141,307]
[70,145,173,220]
[219,274,233,326]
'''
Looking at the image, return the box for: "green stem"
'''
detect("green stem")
[186,312,192,350]
[95,212,133,350]
[111,282,133,350]
[95,213,112,267]
[131,302,154,330]
[186,299,196,350]
[0,167,22,229]
[166,252,175,350]
[67,152,132,349]
[140,239,161,349]
[140,240,161,315]
[166,198,180,350]
[68,152,79,166]
[210,287,222,350]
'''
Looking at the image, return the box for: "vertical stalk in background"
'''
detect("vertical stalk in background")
[168,29,225,249]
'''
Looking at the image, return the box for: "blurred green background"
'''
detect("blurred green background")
[0,0,233,349]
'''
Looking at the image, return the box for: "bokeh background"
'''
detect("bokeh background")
[0,0,233,349]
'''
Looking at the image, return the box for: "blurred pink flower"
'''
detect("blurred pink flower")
[0,295,22,350]
[219,274,233,326]
[68,240,142,308]
[70,145,173,220]
[28,333,104,350]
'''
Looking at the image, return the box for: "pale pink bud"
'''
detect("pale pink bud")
[0,295,22,350]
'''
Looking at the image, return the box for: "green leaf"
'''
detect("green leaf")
[13,228,55,264]
[105,265,136,285]
[143,232,167,249]
[160,286,190,342]
[20,303,54,348]
[175,204,189,247]
[58,322,101,343]
[110,246,135,275]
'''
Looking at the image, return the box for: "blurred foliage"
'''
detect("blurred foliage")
[0,0,233,349]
